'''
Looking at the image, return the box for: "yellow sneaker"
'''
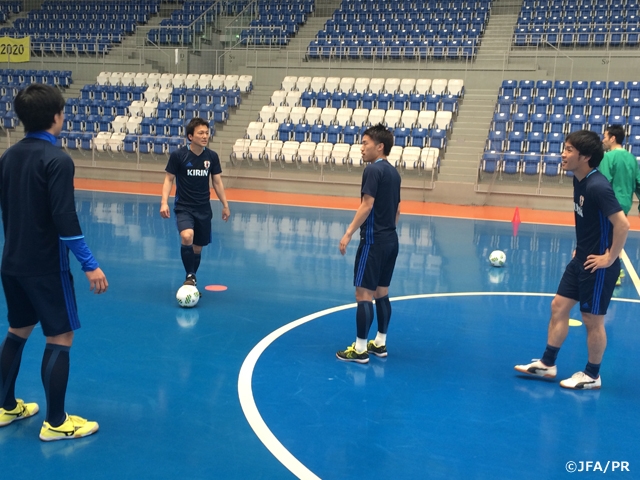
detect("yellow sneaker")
[616,275,622,286]
[39,414,99,442]
[620,268,626,278]
[0,399,39,427]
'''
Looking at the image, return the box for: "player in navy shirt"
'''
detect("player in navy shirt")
[160,117,230,287]
[515,130,629,390]
[0,84,107,441]
[337,124,401,363]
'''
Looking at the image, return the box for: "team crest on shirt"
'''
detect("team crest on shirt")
[204,161,210,170]
[575,195,584,217]
[579,195,584,206]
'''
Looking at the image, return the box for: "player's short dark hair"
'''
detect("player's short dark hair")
[13,84,65,133]
[605,124,626,145]
[362,123,394,156]
[185,117,210,139]
[565,130,604,168]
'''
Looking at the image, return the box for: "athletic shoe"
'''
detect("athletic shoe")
[620,268,626,278]
[336,343,369,364]
[367,340,388,358]
[39,414,99,442]
[560,371,601,390]
[0,399,39,427]
[514,359,557,378]
[183,274,197,287]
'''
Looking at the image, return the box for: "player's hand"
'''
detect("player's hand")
[160,203,171,219]
[85,267,108,294]
[221,206,230,222]
[339,232,352,256]
[584,249,614,273]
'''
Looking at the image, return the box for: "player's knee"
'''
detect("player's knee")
[180,230,194,244]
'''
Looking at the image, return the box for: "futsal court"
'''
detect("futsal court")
[1,184,639,480]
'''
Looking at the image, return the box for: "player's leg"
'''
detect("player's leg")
[515,259,580,378]
[31,272,99,441]
[560,261,617,390]
[191,208,212,278]
[369,241,399,357]
[336,243,378,363]
[0,275,40,427]
[176,209,197,284]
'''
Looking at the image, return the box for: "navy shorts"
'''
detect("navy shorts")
[175,206,212,247]
[353,240,399,291]
[1,271,80,337]
[557,256,620,315]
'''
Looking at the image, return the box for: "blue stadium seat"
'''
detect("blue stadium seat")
[326,124,343,143]
[511,113,529,133]
[522,153,540,175]
[411,127,429,148]
[543,153,561,176]
[508,131,526,152]
[342,125,359,144]
[309,123,326,143]
[496,95,513,115]
[589,96,606,116]
[487,130,505,151]
[394,127,410,147]
[527,130,545,153]
[482,151,500,174]
[492,112,509,131]
[533,96,550,115]
[546,132,564,154]
[294,122,310,142]
[590,81,607,99]
[530,113,547,133]
[568,114,586,132]
[429,129,447,150]
[502,152,520,175]
[301,91,316,108]
[588,114,606,134]
[610,97,628,117]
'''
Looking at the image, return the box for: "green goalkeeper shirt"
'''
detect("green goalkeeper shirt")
[598,147,640,215]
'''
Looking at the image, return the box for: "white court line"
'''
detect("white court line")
[620,248,640,298]
[237,292,640,479]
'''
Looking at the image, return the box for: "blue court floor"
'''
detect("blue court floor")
[1,190,639,479]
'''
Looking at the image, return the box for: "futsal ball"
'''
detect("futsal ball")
[176,285,200,308]
[489,250,507,267]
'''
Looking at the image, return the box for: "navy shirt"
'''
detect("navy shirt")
[165,146,222,209]
[360,159,401,244]
[0,138,83,275]
[573,169,622,261]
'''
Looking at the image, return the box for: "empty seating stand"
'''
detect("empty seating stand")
[514,0,640,48]
[307,0,491,61]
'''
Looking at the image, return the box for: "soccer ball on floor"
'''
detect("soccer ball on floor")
[176,285,200,308]
[489,250,507,267]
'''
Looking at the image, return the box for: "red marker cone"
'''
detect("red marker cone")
[512,207,521,236]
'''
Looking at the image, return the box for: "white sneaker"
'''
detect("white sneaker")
[560,371,601,390]
[514,359,557,378]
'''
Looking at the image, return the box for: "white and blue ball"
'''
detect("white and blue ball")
[489,250,507,267]
[176,285,200,308]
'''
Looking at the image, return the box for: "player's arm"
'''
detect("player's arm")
[584,210,630,272]
[340,194,374,255]
[47,157,108,294]
[211,173,230,221]
[160,172,175,218]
